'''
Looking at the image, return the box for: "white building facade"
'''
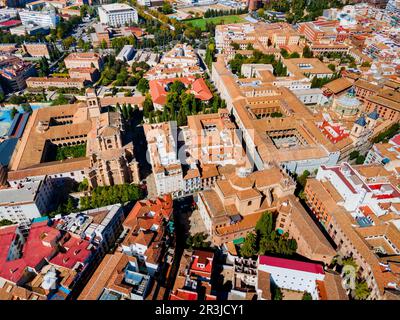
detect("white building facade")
[258,256,325,300]
[19,9,59,29]
[0,175,54,226]
[98,4,139,27]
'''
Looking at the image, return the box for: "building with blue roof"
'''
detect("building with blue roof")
[367,109,379,120]
[354,115,367,127]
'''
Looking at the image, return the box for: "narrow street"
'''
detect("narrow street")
[162,196,194,299]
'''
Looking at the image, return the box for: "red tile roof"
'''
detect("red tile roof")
[391,134,400,146]
[190,250,213,275]
[0,222,59,283]
[149,77,213,106]
[0,20,21,27]
[50,234,92,269]
[0,221,93,284]
[169,289,198,300]
[259,256,324,275]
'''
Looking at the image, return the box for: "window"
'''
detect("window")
[248,200,252,206]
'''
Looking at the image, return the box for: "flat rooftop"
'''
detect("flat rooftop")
[0,176,45,205]
[100,3,136,13]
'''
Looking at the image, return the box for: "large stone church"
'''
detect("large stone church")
[7,88,140,188]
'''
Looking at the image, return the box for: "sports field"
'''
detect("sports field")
[183,15,246,31]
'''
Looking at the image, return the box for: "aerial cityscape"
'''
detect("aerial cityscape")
[0,0,399,303]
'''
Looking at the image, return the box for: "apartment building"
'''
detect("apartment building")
[298,20,344,43]
[215,22,300,53]
[78,252,152,300]
[0,60,37,92]
[283,58,334,79]
[68,67,99,83]
[64,52,104,71]
[19,9,59,29]
[169,249,216,300]
[275,195,336,265]
[98,3,138,27]
[145,43,203,80]
[182,109,246,167]
[0,175,54,226]
[21,43,51,59]
[143,121,184,197]
[90,23,111,48]
[310,43,350,56]
[121,194,173,276]
[354,79,381,102]
[304,162,400,299]
[365,133,400,169]
[53,204,125,260]
[0,220,96,299]
[364,89,400,122]
[26,76,86,89]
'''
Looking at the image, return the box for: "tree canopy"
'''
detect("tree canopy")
[240,211,297,258]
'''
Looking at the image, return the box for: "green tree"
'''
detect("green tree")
[349,150,360,160]
[0,219,14,226]
[303,45,313,58]
[51,93,70,106]
[255,211,274,237]
[354,280,370,300]
[302,292,312,300]
[38,57,50,76]
[186,232,211,248]
[62,36,76,50]
[160,1,173,14]
[356,155,366,165]
[9,95,26,104]
[231,42,240,50]
[10,107,18,120]
[100,39,108,49]
[328,63,336,72]
[143,94,154,118]
[272,285,283,300]
[137,78,149,94]
[342,257,358,270]
[240,232,257,258]
[78,178,89,192]
[297,170,310,188]
[349,61,357,69]
[21,104,32,114]
[169,80,186,95]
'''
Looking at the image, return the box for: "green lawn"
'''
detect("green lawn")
[183,15,246,31]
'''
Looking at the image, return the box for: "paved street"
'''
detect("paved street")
[188,209,209,239]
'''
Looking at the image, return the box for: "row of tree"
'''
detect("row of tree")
[372,123,400,144]
[203,8,248,18]
[260,0,346,24]
[116,103,140,122]
[79,184,145,211]
[310,73,341,88]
